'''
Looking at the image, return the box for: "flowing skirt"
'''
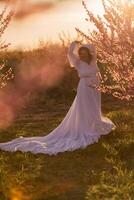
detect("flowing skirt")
[0,79,116,155]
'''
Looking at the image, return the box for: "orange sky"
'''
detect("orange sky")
[1,0,104,49]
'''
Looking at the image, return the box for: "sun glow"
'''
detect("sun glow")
[10,188,23,200]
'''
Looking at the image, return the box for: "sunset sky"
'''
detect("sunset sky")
[0,0,104,49]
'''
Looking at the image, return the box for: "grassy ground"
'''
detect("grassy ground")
[0,88,133,200]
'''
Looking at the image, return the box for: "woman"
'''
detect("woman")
[0,41,116,155]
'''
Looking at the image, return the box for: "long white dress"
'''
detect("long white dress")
[0,41,116,155]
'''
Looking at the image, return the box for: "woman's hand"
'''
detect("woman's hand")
[97,72,102,83]
[73,40,82,45]
[87,84,97,88]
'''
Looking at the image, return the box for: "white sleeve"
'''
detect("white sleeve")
[89,44,97,64]
[67,41,79,68]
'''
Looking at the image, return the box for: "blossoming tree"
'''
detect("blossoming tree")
[76,0,134,100]
[0,6,13,88]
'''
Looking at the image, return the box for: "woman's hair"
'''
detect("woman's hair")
[78,47,93,64]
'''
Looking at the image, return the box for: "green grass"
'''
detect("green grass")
[0,91,133,200]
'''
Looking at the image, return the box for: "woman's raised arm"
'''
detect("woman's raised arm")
[67,41,80,68]
[89,44,97,64]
